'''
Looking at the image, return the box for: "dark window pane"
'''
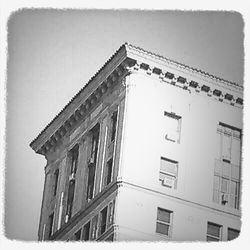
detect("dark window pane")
[66,180,75,219]
[105,234,114,241]
[67,180,75,203]
[70,144,79,174]
[156,222,170,235]
[107,201,115,227]
[48,213,54,238]
[87,165,95,200]
[87,125,100,200]
[228,228,240,240]
[157,208,171,223]
[74,229,82,241]
[100,207,108,235]
[91,215,98,240]
[111,111,118,142]
[106,159,113,185]
[83,222,90,241]
[207,222,221,237]
[90,125,100,162]
[54,169,59,196]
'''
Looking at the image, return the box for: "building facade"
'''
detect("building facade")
[30,43,243,241]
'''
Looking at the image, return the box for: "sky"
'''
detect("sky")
[5,9,244,241]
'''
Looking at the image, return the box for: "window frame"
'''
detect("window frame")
[217,122,242,164]
[227,227,240,241]
[69,144,79,176]
[65,179,76,222]
[48,212,54,238]
[110,110,118,143]
[164,111,182,144]
[53,169,59,196]
[86,163,95,201]
[159,157,178,189]
[82,221,91,241]
[156,207,173,238]
[104,233,114,241]
[86,124,100,201]
[89,124,100,163]
[74,228,82,241]
[105,157,113,186]
[65,144,79,222]
[213,123,242,209]
[90,214,99,240]
[206,222,222,241]
[99,206,108,236]
[107,200,115,228]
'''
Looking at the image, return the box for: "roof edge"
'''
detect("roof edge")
[125,43,243,91]
[30,42,243,153]
[30,43,128,152]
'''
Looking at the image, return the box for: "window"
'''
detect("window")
[164,111,182,143]
[104,234,114,241]
[228,228,240,241]
[82,221,90,241]
[73,228,82,241]
[156,208,173,237]
[217,122,241,164]
[213,167,240,209]
[206,222,222,241]
[65,144,79,222]
[48,212,54,238]
[89,124,100,163]
[86,164,95,201]
[53,169,59,196]
[107,200,115,228]
[91,215,99,240]
[70,144,79,176]
[87,124,100,201]
[110,110,118,142]
[84,201,115,241]
[65,179,75,222]
[99,206,108,235]
[213,123,241,209]
[159,157,178,189]
[105,158,113,186]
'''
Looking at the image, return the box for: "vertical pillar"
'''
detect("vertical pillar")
[38,168,49,240]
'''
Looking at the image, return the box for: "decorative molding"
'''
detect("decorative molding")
[30,43,243,156]
[35,64,129,155]
[125,43,243,91]
[128,59,243,111]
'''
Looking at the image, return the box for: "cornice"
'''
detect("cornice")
[125,43,243,92]
[30,44,132,155]
[30,43,243,156]
[125,58,243,108]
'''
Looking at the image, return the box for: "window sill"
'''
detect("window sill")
[155,232,172,240]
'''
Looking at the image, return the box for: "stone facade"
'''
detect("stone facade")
[30,43,243,241]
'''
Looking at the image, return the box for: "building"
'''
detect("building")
[30,43,243,241]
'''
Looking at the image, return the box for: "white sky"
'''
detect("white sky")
[3,8,246,243]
